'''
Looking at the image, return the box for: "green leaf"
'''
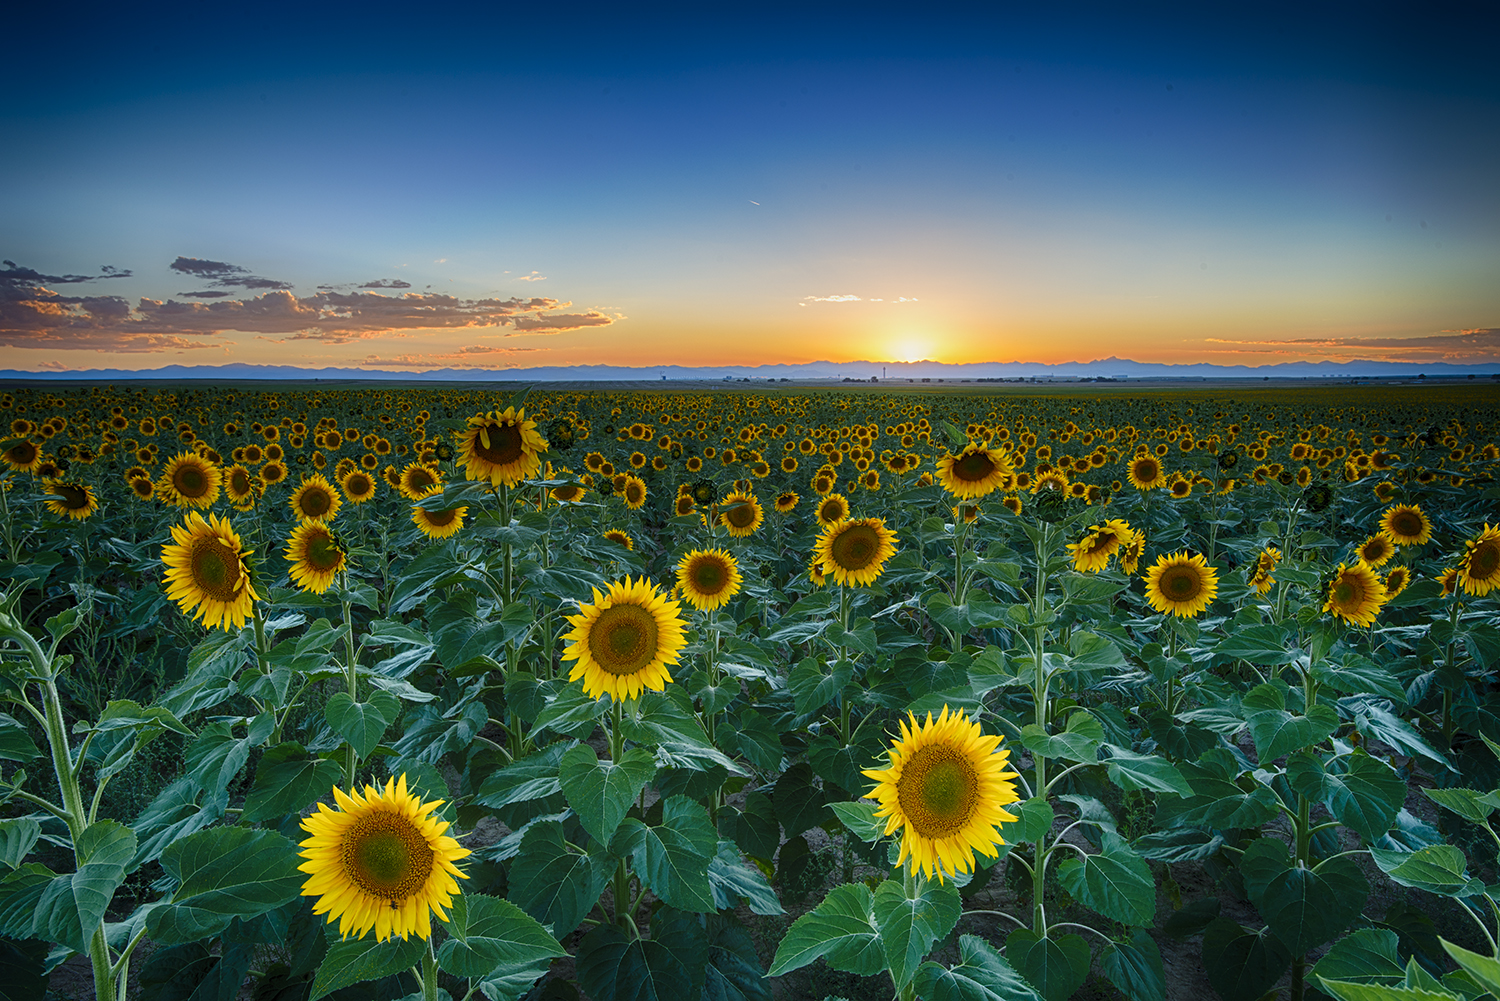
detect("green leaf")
[1006,929,1090,1001]
[34,820,135,954]
[0,863,53,942]
[1067,630,1126,671]
[1370,846,1484,897]
[506,819,610,937]
[1315,978,1459,1001]
[827,800,885,844]
[1216,624,1297,665]
[1257,855,1369,955]
[1201,917,1292,1001]
[1310,657,1407,703]
[324,690,400,760]
[1021,711,1102,762]
[436,893,565,982]
[873,877,961,989]
[911,933,1043,1001]
[1055,833,1156,926]
[1311,928,1405,984]
[722,708,783,773]
[1098,930,1166,1001]
[0,714,41,763]
[148,827,304,945]
[1422,788,1497,825]
[1006,798,1054,844]
[473,740,573,809]
[1102,745,1193,797]
[577,924,692,1001]
[772,762,828,838]
[708,840,784,915]
[790,657,854,717]
[0,818,40,869]
[1248,703,1340,763]
[310,930,423,1000]
[610,795,717,913]
[1319,750,1406,842]
[0,935,47,1001]
[241,742,344,823]
[559,744,657,846]
[703,918,772,1001]
[724,792,780,860]
[1440,939,1500,997]
[767,882,884,977]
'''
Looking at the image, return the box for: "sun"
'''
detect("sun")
[893,337,928,363]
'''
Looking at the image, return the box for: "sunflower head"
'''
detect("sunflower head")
[1068,519,1131,573]
[286,520,349,594]
[621,475,647,510]
[161,511,260,631]
[341,470,378,504]
[815,492,850,527]
[719,491,764,537]
[1249,546,1281,596]
[1127,455,1166,491]
[1324,561,1389,626]
[1459,524,1500,596]
[815,517,898,587]
[1144,551,1218,618]
[1,439,42,473]
[862,706,1020,884]
[458,407,547,487]
[936,443,1014,500]
[299,774,470,942]
[399,462,443,501]
[158,452,222,509]
[774,490,799,513]
[676,548,743,612]
[1382,564,1411,599]
[1356,532,1396,567]
[562,576,687,701]
[411,488,467,540]
[43,480,99,520]
[291,474,342,523]
[603,528,634,551]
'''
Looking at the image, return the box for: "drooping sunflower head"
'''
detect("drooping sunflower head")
[676,548,743,612]
[719,491,764,537]
[341,470,377,504]
[816,493,850,527]
[621,475,647,511]
[458,407,547,487]
[42,480,99,520]
[290,474,342,523]
[1323,561,1389,626]
[1382,564,1411,599]
[158,452,222,509]
[952,503,981,524]
[1118,528,1145,575]
[862,705,1020,884]
[1438,566,1460,597]
[815,517,898,587]
[935,443,1014,500]
[1380,504,1432,547]
[1356,532,1396,567]
[161,510,260,631]
[1127,455,1166,491]
[411,488,467,540]
[299,774,470,943]
[1459,524,1500,596]
[562,576,687,702]
[285,520,349,594]
[1143,551,1219,618]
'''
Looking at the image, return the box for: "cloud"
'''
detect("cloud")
[1203,328,1500,362]
[360,279,412,289]
[178,291,234,298]
[801,294,862,303]
[170,256,293,291]
[516,271,547,282]
[508,310,619,332]
[2,260,132,284]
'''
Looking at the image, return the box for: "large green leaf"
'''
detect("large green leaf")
[1369,846,1484,897]
[1421,788,1496,825]
[703,918,772,1001]
[1257,855,1369,955]
[772,762,827,838]
[1006,929,1090,1001]
[310,929,423,1000]
[1248,703,1340,764]
[1310,928,1405,985]
[324,690,400,759]
[1288,750,1405,842]
[911,934,1043,1001]
[1216,624,1297,665]
[148,827,304,944]
[577,924,693,1001]
[559,744,656,846]
[1021,711,1102,762]
[707,840,783,915]
[34,820,135,954]
[241,742,344,823]
[1102,746,1193,797]
[1315,979,1458,1001]
[1201,917,1292,1001]
[506,819,610,937]
[0,818,40,870]
[1099,930,1166,1001]
[0,935,47,1001]
[473,740,573,809]
[1440,939,1500,997]
[1056,834,1156,926]
[789,656,853,716]
[436,892,564,982]
[767,882,884,977]
[873,877,961,989]
[610,796,717,913]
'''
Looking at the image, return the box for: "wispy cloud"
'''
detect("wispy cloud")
[798,294,918,306]
[508,310,620,332]
[516,271,547,282]
[1203,328,1500,362]
[170,256,293,291]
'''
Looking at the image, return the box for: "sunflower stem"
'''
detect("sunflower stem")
[342,592,359,786]
[421,936,439,1001]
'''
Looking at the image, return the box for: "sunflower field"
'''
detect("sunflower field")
[2,381,1500,1001]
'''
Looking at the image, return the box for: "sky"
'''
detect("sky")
[2,1,1497,373]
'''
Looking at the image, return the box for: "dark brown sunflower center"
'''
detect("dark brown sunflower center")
[56,484,90,510]
[1334,577,1364,606]
[347,474,372,496]
[725,501,756,528]
[341,811,434,902]
[953,451,995,481]
[555,484,582,501]
[424,507,458,527]
[299,488,333,517]
[820,501,845,522]
[1161,566,1203,600]
[230,470,251,494]
[407,469,437,492]
[830,524,879,570]
[1470,541,1500,579]
[305,534,344,572]
[897,745,978,838]
[626,484,644,503]
[690,558,730,595]
[1134,460,1159,480]
[474,422,524,465]
[174,464,209,497]
[1362,539,1391,560]
[1391,512,1422,538]
[189,537,243,603]
[132,479,152,497]
[6,442,38,464]
[588,603,658,675]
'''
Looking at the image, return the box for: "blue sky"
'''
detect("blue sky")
[3,1,1496,371]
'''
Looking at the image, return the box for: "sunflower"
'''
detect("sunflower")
[1355,532,1396,568]
[1030,469,1069,494]
[807,557,827,587]
[1249,546,1281,596]
[719,491,764,537]
[411,489,466,540]
[621,475,647,511]
[1,439,42,473]
[1144,551,1218,618]
[676,548,743,612]
[1127,455,1166,491]
[815,517,898,587]
[673,494,696,517]
[1438,567,1459,597]
[299,774,470,943]
[1324,561,1388,626]
[1117,528,1145,575]
[261,460,288,485]
[128,476,155,501]
[1458,524,1500,596]
[458,407,547,487]
[561,577,687,701]
[290,474,342,523]
[935,443,1014,500]
[157,452,222,509]
[1382,564,1411,599]
[285,520,349,594]
[603,529,634,551]
[1168,476,1192,499]
[952,503,980,524]
[815,493,850,527]
[1002,495,1023,516]
[161,511,260,631]
[774,490,799,513]
[862,706,1020,884]
[43,480,99,520]
[1068,519,1132,573]
[398,462,443,501]
[550,480,587,504]
[341,469,378,504]
[1381,504,1432,546]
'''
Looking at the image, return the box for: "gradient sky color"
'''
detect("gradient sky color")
[3,1,1497,372]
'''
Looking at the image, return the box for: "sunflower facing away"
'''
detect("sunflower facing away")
[935,443,1014,500]
[1459,524,1500,596]
[157,451,222,509]
[458,407,547,487]
[1127,455,1167,491]
[285,520,349,594]
[43,480,99,520]
[862,705,1020,884]
[1381,504,1432,546]
[299,774,470,943]
[1144,551,1219,618]
[161,511,260,630]
[1249,546,1281,596]
[1324,561,1388,626]
[676,548,743,612]
[561,576,687,701]
[719,491,764,537]
[290,473,342,523]
[815,493,850,527]
[814,517,898,587]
